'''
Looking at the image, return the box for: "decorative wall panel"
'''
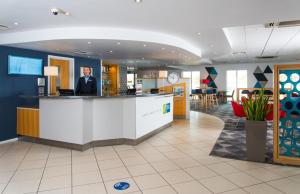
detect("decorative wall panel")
[205,67,218,88]
[278,70,300,157]
[253,65,273,88]
[274,64,300,166]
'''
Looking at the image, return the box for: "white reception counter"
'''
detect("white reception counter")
[38,94,173,150]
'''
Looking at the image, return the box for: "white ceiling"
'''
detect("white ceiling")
[220,24,300,63]
[9,39,201,66]
[1,0,300,66]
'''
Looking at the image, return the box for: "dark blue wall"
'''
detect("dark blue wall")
[0,46,101,141]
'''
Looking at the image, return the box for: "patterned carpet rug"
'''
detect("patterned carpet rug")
[192,104,273,163]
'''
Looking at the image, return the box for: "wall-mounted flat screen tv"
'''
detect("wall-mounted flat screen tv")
[8,55,43,75]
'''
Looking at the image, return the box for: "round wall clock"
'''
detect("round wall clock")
[167,72,180,84]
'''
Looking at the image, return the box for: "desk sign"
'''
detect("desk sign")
[114,182,130,190]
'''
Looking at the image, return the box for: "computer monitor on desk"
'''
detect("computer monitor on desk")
[150,88,159,94]
[58,89,75,96]
[127,89,136,95]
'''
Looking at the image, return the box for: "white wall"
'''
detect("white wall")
[179,63,278,91]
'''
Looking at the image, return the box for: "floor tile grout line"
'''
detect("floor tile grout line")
[151,131,239,194]
[1,143,33,194]
[131,145,183,193]
[92,148,109,194]
[150,134,257,193]
[213,157,290,193]
[145,137,218,188]
[0,140,17,160]
[71,149,73,194]
[141,136,227,192]
[112,146,143,193]
[215,166,290,194]
[264,182,288,194]
[36,145,51,193]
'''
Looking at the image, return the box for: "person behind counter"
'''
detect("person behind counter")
[75,67,97,96]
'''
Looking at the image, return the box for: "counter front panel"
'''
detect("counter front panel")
[38,94,173,148]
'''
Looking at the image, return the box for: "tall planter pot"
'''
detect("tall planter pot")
[245,120,267,162]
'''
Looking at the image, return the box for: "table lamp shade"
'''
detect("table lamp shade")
[44,66,58,76]
[159,70,168,78]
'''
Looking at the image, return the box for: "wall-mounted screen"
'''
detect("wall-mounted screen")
[8,55,43,75]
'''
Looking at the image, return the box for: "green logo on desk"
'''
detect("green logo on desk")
[163,103,171,114]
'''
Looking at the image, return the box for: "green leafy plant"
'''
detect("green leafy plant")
[242,90,271,121]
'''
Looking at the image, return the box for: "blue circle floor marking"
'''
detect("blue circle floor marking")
[114,182,130,190]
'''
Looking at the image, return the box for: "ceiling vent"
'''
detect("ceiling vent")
[265,20,300,28]
[232,51,247,55]
[0,24,9,30]
[73,50,93,55]
[256,56,278,59]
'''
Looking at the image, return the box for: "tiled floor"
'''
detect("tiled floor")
[0,111,300,194]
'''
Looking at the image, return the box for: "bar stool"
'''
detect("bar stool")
[206,88,219,107]
[195,89,204,109]
[190,90,198,109]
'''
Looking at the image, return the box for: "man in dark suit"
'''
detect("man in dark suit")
[75,67,97,95]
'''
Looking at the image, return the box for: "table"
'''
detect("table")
[217,90,228,103]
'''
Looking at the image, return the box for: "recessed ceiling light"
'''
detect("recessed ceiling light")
[134,0,142,3]
[51,8,70,16]
[14,22,19,26]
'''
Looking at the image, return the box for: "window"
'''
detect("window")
[182,71,192,79]
[192,71,201,89]
[226,70,247,100]
[181,71,200,92]
[127,73,135,89]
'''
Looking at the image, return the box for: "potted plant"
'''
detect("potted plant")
[242,90,271,162]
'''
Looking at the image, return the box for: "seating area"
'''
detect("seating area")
[231,101,286,121]
[237,88,274,102]
[190,88,231,109]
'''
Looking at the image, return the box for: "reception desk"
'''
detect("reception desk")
[19,94,173,150]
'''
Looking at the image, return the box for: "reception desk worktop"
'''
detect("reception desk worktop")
[19,94,174,150]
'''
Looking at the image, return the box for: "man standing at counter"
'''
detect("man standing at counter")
[75,67,97,96]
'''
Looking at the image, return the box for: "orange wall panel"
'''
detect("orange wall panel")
[17,108,39,138]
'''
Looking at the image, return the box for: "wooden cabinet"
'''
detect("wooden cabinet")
[17,107,39,138]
